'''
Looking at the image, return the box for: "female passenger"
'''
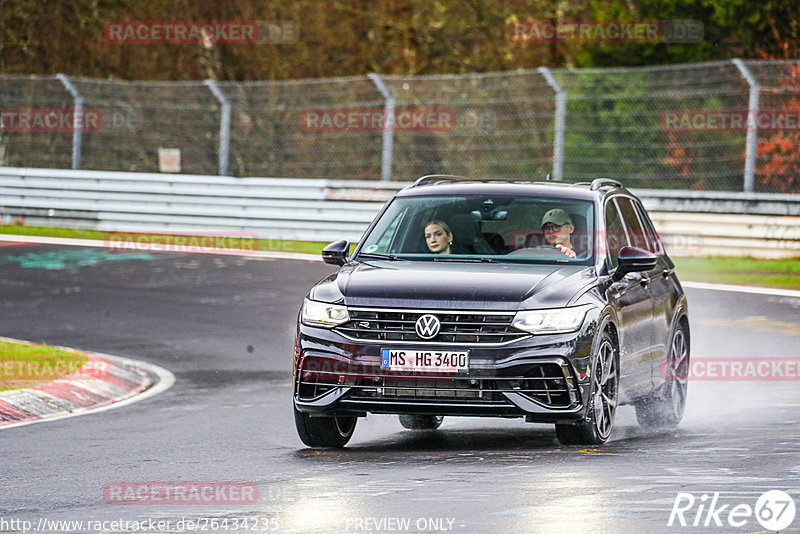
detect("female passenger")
[424,220,453,254]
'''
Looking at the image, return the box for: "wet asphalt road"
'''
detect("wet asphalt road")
[1,243,799,534]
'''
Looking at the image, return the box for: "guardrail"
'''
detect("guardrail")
[637,189,800,217]
[0,167,397,242]
[638,190,800,258]
[649,212,800,259]
[0,167,798,258]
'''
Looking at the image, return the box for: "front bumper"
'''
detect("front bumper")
[293,318,597,424]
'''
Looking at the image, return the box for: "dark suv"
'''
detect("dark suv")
[293,176,689,447]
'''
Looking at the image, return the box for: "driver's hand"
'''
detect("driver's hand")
[555,244,576,258]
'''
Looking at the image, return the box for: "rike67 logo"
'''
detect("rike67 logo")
[668,490,796,531]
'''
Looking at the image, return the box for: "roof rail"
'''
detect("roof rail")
[411,174,472,187]
[590,178,623,191]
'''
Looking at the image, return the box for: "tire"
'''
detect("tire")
[556,329,619,445]
[635,322,689,429]
[294,405,357,448]
[398,414,444,430]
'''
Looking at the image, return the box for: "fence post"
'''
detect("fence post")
[56,74,83,170]
[732,59,759,192]
[537,67,566,181]
[204,80,231,176]
[368,73,395,182]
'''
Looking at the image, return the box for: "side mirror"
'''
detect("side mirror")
[613,246,657,280]
[322,240,350,266]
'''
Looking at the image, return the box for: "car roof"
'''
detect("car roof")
[396,176,627,201]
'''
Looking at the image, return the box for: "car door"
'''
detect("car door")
[631,199,680,382]
[617,196,674,390]
[603,197,654,398]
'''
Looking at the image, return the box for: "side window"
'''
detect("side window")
[632,201,664,254]
[616,197,649,252]
[604,199,628,269]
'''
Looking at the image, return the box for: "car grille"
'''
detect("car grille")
[333,308,530,345]
[296,357,575,409]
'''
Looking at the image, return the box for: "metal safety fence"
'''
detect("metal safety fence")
[1,59,798,192]
[2,167,799,257]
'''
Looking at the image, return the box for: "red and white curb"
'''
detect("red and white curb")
[0,337,175,430]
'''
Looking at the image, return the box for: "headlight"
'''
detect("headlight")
[512,304,595,334]
[301,299,350,327]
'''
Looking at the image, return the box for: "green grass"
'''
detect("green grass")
[0,225,110,241]
[2,225,798,289]
[672,256,800,290]
[0,340,90,391]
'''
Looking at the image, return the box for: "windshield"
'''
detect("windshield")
[357,194,595,264]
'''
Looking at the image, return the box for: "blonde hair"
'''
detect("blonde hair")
[423,219,452,235]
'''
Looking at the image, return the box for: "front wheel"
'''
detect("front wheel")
[399,414,444,430]
[556,329,619,445]
[635,322,689,429]
[294,405,357,448]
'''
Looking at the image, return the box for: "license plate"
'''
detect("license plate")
[380,349,469,373]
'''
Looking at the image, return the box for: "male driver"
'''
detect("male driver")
[541,208,576,258]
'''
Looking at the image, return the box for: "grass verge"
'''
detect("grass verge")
[0,339,90,391]
[672,256,800,290]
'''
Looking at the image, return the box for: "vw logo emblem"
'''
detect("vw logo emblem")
[415,314,441,339]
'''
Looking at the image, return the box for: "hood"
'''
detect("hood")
[309,259,596,311]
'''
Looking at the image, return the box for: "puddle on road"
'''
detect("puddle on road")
[0,248,169,270]
[697,315,800,336]
[177,369,290,387]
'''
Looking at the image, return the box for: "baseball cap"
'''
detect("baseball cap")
[541,208,573,228]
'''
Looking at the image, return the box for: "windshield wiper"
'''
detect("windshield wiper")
[356,252,401,261]
[432,256,498,263]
